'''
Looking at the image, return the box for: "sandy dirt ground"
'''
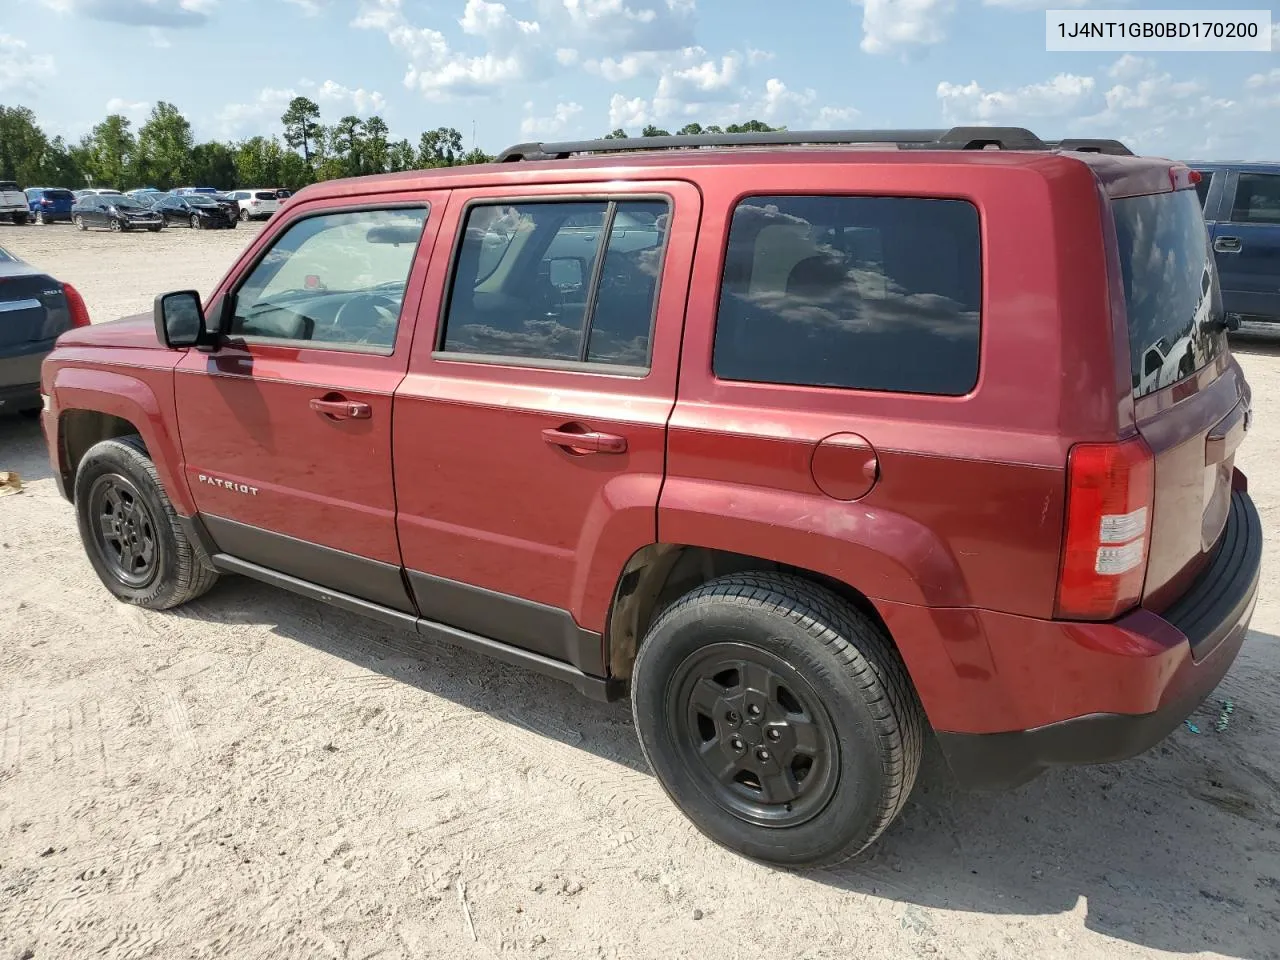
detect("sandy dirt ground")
[1,220,1278,960]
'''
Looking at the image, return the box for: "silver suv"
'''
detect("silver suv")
[227,189,281,222]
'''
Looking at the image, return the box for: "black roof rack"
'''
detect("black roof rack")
[497,126,1133,162]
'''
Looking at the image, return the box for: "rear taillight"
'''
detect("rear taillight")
[1055,437,1155,621]
[62,282,91,328]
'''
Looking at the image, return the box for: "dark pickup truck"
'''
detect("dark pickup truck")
[1192,161,1280,332]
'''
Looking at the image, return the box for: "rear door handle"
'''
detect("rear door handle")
[542,427,627,454]
[310,397,372,420]
[1214,236,1243,253]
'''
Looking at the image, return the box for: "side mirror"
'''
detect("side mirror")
[154,290,215,350]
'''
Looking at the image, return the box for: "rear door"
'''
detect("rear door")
[1211,170,1280,323]
[392,182,698,672]
[1111,185,1247,610]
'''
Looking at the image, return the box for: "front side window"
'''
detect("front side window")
[1230,173,1280,225]
[230,206,428,350]
[713,195,982,396]
[440,198,668,368]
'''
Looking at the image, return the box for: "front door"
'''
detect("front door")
[1212,170,1280,322]
[174,192,449,610]
[393,182,700,673]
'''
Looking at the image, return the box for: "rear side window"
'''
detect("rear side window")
[713,196,982,396]
[255,192,277,201]
[1229,173,1280,225]
[440,198,668,368]
[1112,189,1224,398]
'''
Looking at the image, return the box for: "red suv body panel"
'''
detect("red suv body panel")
[40,145,1260,790]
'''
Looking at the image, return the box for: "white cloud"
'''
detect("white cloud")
[353,0,696,100]
[608,93,652,130]
[854,0,955,55]
[215,80,387,139]
[38,0,216,28]
[520,100,583,137]
[937,73,1096,122]
[106,97,150,116]
[0,35,56,97]
[1246,68,1280,89]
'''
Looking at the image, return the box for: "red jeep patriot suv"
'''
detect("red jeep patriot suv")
[40,127,1261,867]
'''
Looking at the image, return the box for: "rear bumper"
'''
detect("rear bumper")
[0,381,42,413]
[928,488,1261,789]
[0,347,49,410]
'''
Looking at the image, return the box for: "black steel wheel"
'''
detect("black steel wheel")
[631,572,924,867]
[74,437,219,609]
[86,473,159,588]
[669,643,839,828]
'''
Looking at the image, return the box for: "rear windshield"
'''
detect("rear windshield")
[1112,189,1224,399]
[255,192,277,200]
[0,182,19,192]
[45,190,74,201]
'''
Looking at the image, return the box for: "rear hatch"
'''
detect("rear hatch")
[41,189,75,214]
[1111,183,1246,611]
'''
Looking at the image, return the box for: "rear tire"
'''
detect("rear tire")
[630,572,923,867]
[34,210,45,225]
[12,212,28,225]
[240,208,250,222]
[75,215,87,231]
[73,437,219,610]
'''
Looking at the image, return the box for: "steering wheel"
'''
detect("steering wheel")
[331,293,402,343]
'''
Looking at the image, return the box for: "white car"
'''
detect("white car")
[0,180,29,224]
[226,189,281,222]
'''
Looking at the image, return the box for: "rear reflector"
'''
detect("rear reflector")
[1055,438,1155,621]
[62,283,91,329]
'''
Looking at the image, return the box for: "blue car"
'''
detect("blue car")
[1191,162,1280,332]
[24,187,77,225]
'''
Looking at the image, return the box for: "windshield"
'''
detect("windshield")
[188,197,219,207]
[112,198,150,211]
[0,246,16,263]
[1112,189,1225,398]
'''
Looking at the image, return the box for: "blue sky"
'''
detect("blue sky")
[1,0,1278,160]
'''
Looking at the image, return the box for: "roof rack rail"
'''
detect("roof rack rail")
[496,126,1140,162]
[1045,138,1135,156]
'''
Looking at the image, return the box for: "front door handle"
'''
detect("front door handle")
[542,427,627,454]
[310,397,372,420]
[1214,236,1243,253]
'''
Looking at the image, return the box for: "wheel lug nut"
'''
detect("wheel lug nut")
[767,728,781,741]
[730,737,745,752]
[747,704,761,717]
[756,748,770,762]
[725,711,740,725]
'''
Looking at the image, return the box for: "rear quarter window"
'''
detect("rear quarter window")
[1112,189,1224,398]
[713,195,983,396]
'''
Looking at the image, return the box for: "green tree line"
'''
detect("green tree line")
[0,98,785,192]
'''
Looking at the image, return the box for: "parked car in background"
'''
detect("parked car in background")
[0,243,89,417]
[1,181,29,224]
[1193,161,1280,333]
[154,193,234,229]
[126,188,163,201]
[73,194,165,232]
[37,126,1260,867]
[172,186,220,196]
[209,193,241,227]
[227,188,281,221]
[24,187,76,224]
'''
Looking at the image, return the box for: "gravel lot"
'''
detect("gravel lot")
[1,220,1278,960]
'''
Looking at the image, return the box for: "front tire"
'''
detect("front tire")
[630,572,923,867]
[190,214,201,230]
[74,437,219,610]
[108,218,123,232]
